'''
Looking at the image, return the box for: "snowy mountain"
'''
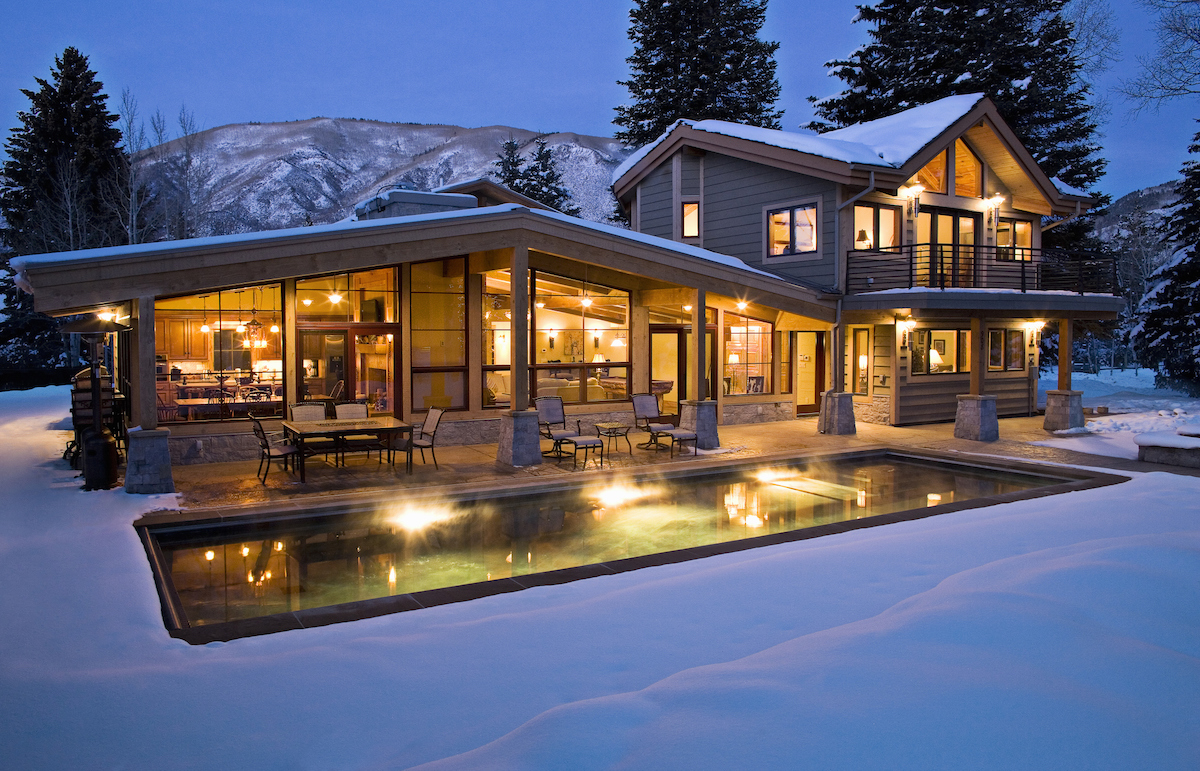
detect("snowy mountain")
[141,118,632,232]
[1093,181,1179,243]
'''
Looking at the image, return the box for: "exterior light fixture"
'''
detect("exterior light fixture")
[329,292,343,304]
[97,311,114,322]
[902,183,924,217]
[736,301,748,311]
[242,546,250,557]
[987,195,1005,225]
[205,550,215,561]
[899,316,917,347]
[927,493,942,506]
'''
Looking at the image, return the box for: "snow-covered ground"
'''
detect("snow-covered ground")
[1034,367,1200,459]
[1,386,1198,769]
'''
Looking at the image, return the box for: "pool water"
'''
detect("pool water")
[151,455,1065,629]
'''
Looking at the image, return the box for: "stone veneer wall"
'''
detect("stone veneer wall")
[853,395,891,425]
[722,400,794,425]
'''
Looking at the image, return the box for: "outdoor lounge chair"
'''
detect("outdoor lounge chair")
[535,396,577,459]
[250,414,297,483]
[560,420,604,470]
[632,393,675,450]
[412,407,444,470]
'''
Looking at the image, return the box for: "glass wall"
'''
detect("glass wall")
[410,258,466,411]
[297,268,396,323]
[154,284,283,422]
[482,268,519,409]
[531,272,630,404]
[724,313,772,395]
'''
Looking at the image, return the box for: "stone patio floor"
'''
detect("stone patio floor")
[169,415,1200,510]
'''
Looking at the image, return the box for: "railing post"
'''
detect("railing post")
[908,246,914,289]
[1077,257,1084,295]
[1020,259,1026,293]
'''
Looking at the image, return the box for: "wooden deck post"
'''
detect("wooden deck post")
[509,245,530,412]
[690,289,706,401]
[970,316,984,395]
[1058,316,1073,391]
[133,296,157,429]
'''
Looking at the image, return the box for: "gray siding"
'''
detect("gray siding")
[681,153,701,197]
[702,153,838,289]
[872,324,892,397]
[638,162,674,240]
[897,372,1033,424]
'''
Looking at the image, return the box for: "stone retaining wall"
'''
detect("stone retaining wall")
[853,395,891,425]
[721,401,794,425]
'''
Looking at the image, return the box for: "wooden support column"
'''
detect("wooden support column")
[283,279,298,413]
[632,292,650,395]
[970,317,985,395]
[466,272,484,411]
[509,245,530,411]
[690,289,706,400]
[400,264,413,422]
[133,296,157,429]
[1058,316,1073,391]
[833,322,846,392]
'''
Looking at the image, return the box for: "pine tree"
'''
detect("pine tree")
[614,0,782,148]
[809,0,1105,194]
[1135,123,1200,395]
[0,47,126,374]
[491,137,582,216]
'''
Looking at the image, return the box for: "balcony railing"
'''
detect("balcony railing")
[846,244,1116,295]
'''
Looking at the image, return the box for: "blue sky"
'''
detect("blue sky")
[0,0,1193,199]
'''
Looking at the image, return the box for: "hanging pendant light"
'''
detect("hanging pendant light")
[199,295,211,334]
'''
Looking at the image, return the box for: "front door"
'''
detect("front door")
[794,331,825,415]
[918,209,978,288]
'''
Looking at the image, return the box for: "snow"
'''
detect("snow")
[1053,177,1090,197]
[1135,430,1200,449]
[2,386,1199,769]
[613,94,988,185]
[1032,367,1200,459]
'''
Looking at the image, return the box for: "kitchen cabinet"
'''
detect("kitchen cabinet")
[164,318,211,361]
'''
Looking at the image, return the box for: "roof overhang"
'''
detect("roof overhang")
[841,289,1122,319]
[17,206,836,323]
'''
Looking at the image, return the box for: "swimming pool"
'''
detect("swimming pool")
[138,449,1124,643]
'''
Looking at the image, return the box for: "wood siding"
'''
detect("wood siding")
[638,162,674,240]
[897,372,1033,424]
[681,153,701,197]
[702,153,838,289]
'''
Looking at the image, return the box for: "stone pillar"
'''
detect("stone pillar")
[497,409,542,467]
[818,390,856,435]
[1044,389,1084,431]
[681,400,719,449]
[954,395,999,441]
[124,428,175,494]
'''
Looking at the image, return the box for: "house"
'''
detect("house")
[11,94,1120,492]
[612,93,1121,429]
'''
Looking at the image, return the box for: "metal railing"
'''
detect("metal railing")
[846,243,1116,295]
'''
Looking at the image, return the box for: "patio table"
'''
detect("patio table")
[281,417,413,482]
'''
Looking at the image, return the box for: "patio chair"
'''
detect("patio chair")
[328,379,345,402]
[334,402,387,464]
[249,414,297,483]
[288,403,337,461]
[411,407,444,470]
[632,393,675,451]
[560,420,604,470]
[535,396,576,460]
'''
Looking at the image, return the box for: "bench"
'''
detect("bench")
[1135,424,1200,469]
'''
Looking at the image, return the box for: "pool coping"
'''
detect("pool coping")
[135,446,1130,645]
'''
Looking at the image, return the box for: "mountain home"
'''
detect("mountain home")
[611,94,1121,428]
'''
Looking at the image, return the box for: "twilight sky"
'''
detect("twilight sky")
[0,0,1194,199]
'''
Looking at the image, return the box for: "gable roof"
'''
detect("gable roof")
[612,95,1088,217]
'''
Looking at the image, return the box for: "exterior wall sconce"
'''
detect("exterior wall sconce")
[902,184,924,217]
[736,301,748,311]
[899,316,917,348]
[986,195,1005,225]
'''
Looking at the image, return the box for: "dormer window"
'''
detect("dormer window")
[766,200,819,258]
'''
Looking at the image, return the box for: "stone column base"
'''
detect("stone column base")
[954,395,999,442]
[681,400,720,449]
[497,409,543,467]
[1044,389,1084,431]
[818,391,856,435]
[124,428,176,494]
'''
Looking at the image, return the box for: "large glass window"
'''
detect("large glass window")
[411,257,466,411]
[724,313,772,395]
[916,149,948,194]
[154,283,283,423]
[853,204,902,251]
[954,139,982,198]
[767,201,818,256]
[482,268,521,409]
[911,329,972,375]
[297,268,395,323]
[532,272,630,404]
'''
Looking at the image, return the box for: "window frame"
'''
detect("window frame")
[763,197,822,263]
[852,203,903,252]
[852,327,870,395]
[910,329,972,376]
[409,257,468,413]
[680,198,701,241]
[723,311,775,396]
[987,328,1027,372]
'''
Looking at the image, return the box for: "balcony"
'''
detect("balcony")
[846,244,1116,295]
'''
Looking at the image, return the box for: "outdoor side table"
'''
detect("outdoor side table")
[594,422,632,454]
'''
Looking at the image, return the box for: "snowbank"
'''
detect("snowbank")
[0,387,1197,770]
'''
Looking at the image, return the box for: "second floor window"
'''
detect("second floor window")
[681,201,699,239]
[767,201,818,257]
[853,204,902,251]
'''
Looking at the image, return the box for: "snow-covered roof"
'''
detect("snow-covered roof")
[821,94,986,166]
[14,204,781,285]
[1052,178,1090,198]
[613,94,987,186]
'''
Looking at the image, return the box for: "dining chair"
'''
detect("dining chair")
[250,414,297,483]
[412,407,444,470]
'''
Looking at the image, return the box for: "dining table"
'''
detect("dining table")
[281,416,413,482]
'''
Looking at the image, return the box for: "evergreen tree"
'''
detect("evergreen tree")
[0,47,126,374]
[809,0,1105,194]
[614,0,782,148]
[491,137,582,216]
[1135,123,1200,395]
